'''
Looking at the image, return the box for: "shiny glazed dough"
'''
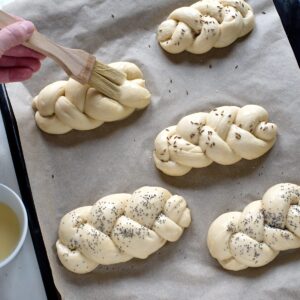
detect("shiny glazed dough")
[207,183,300,271]
[153,105,277,176]
[32,62,151,134]
[157,0,254,54]
[56,187,191,274]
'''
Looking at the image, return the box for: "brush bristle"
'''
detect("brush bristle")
[89,61,126,101]
[93,61,126,85]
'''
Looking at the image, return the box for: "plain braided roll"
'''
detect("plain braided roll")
[207,183,300,271]
[56,186,191,274]
[153,105,277,176]
[157,0,254,54]
[32,62,151,134]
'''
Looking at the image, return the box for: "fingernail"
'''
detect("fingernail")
[19,21,35,35]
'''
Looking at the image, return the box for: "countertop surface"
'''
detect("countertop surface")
[0,0,47,298]
[0,95,47,300]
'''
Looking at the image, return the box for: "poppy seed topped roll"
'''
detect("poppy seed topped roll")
[56,187,191,274]
[207,183,300,271]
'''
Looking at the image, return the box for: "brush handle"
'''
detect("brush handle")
[0,10,95,83]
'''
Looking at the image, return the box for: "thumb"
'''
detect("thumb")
[0,20,34,57]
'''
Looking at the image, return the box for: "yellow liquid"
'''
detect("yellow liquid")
[0,203,20,261]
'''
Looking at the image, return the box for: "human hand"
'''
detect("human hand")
[0,20,45,83]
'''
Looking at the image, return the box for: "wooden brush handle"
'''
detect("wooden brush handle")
[0,10,95,83]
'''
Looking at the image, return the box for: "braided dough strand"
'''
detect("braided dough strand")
[157,0,254,54]
[153,105,277,176]
[32,62,151,134]
[207,183,300,271]
[56,187,191,274]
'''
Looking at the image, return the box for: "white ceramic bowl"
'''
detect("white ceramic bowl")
[0,184,28,269]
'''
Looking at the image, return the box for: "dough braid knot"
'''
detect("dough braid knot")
[157,0,254,54]
[154,105,277,176]
[33,62,151,134]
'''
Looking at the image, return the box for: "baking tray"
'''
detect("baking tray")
[0,84,61,300]
[0,2,297,299]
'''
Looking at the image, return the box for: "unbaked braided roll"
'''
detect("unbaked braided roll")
[207,183,300,271]
[153,105,277,176]
[32,62,151,134]
[56,186,191,274]
[157,0,254,54]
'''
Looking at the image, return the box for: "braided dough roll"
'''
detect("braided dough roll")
[56,187,191,274]
[157,0,254,54]
[153,105,277,176]
[207,183,300,271]
[32,62,151,134]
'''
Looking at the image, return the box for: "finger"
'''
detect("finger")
[0,21,34,57]
[4,45,45,59]
[0,67,34,83]
[0,56,41,71]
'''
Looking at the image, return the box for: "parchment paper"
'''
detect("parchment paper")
[4,0,300,299]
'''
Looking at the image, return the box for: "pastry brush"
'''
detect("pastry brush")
[0,10,126,100]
